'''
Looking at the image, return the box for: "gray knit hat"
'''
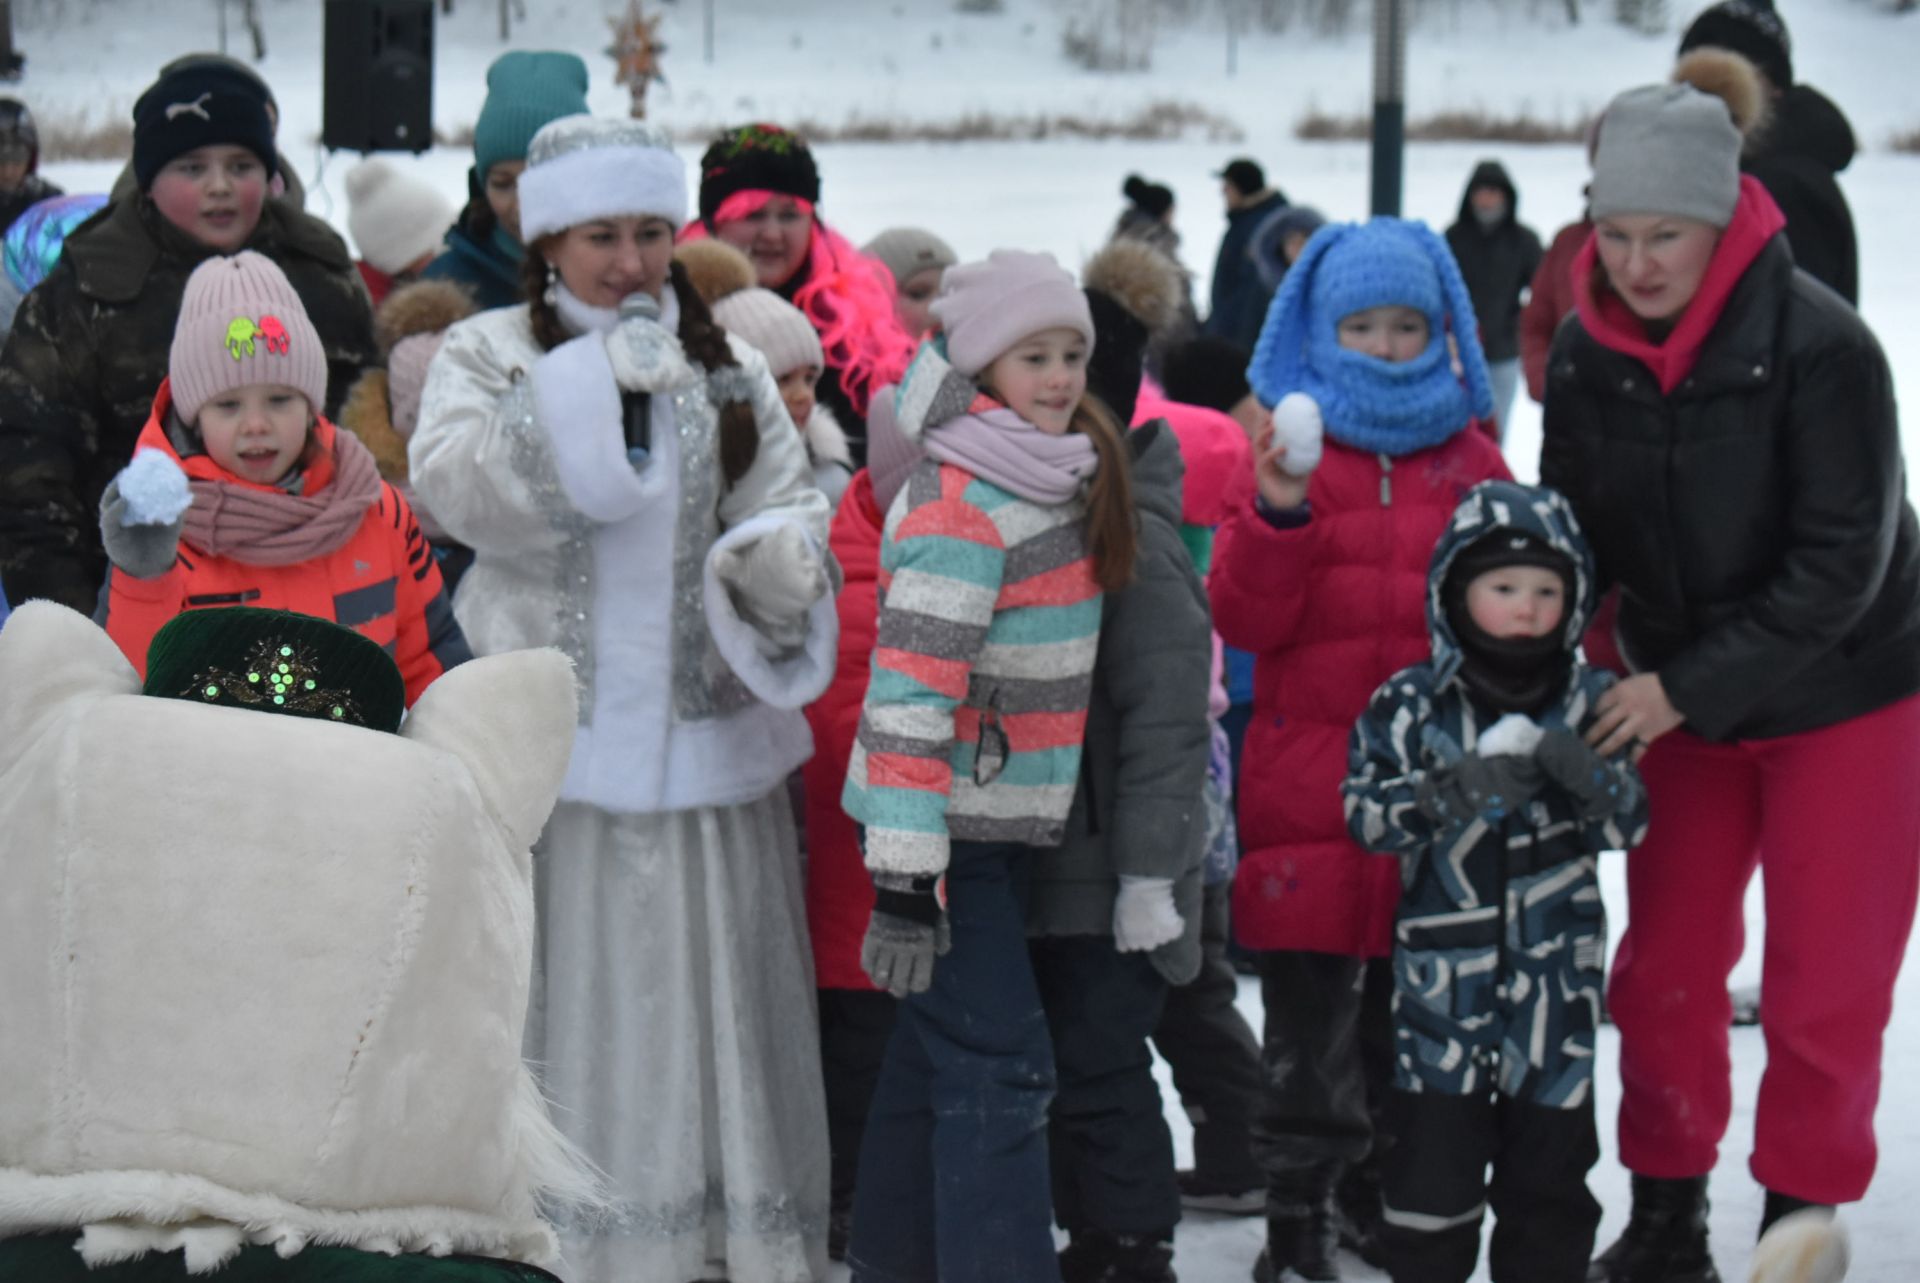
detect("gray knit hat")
[1589,83,1743,227]
[863,227,958,290]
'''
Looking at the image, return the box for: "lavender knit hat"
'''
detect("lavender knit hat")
[713,287,824,378]
[169,251,326,425]
[929,249,1094,378]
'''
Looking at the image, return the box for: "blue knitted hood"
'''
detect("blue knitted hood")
[1246,217,1494,456]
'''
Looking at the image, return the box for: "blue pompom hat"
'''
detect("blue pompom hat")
[1246,217,1494,457]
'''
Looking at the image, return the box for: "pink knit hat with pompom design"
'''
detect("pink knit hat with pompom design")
[169,251,327,425]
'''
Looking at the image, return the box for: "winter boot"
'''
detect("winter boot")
[1587,1174,1722,1283]
[1751,1197,1848,1283]
[1059,1230,1178,1283]
[1252,1193,1341,1282]
[1334,1162,1388,1269]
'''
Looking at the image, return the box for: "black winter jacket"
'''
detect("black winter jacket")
[1204,189,1288,353]
[1747,84,1858,306]
[1445,161,1543,364]
[1541,236,1920,741]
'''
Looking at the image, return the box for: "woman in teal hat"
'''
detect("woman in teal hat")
[422,51,590,310]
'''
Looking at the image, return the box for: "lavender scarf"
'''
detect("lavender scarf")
[922,406,1098,505]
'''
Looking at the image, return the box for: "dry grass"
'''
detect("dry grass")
[1892,125,1920,154]
[674,101,1243,145]
[35,107,134,162]
[1296,106,1594,145]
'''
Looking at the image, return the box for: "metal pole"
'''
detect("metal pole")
[704,0,714,63]
[1370,0,1406,217]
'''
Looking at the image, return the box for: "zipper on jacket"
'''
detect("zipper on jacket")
[185,589,263,607]
[1379,454,1394,507]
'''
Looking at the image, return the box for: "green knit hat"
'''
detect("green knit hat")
[472,50,590,177]
[143,607,407,734]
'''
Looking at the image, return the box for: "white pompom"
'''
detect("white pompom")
[1749,1207,1849,1283]
[1272,392,1324,477]
[1477,713,1544,757]
[117,448,192,526]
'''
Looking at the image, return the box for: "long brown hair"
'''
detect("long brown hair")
[1073,394,1136,592]
[521,241,758,486]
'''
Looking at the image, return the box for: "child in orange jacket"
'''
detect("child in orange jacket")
[97,250,468,705]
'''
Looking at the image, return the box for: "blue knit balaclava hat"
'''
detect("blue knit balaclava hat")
[1247,217,1494,456]
[472,51,591,177]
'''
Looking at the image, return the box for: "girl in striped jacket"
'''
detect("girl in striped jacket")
[839,249,1138,1283]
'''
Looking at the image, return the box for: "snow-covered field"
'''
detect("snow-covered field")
[13,0,1920,1277]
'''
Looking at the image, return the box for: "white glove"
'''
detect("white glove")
[1477,713,1545,758]
[714,523,830,633]
[1272,392,1324,477]
[1113,876,1183,953]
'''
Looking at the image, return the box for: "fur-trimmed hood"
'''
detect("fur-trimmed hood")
[1082,237,1185,337]
[374,278,478,356]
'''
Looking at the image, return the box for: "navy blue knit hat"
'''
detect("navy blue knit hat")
[1247,217,1492,457]
[131,62,276,191]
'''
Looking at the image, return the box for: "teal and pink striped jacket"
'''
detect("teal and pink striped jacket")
[843,458,1103,877]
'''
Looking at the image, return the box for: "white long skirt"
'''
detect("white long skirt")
[527,792,830,1283]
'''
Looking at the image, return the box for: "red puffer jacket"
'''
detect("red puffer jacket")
[802,469,885,990]
[1209,431,1510,957]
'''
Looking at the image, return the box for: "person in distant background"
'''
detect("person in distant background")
[863,226,956,338]
[1202,157,1287,354]
[1677,0,1859,304]
[421,50,589,311]
[1110,174,1196,377]
[345,157,455,308]
[0,99,60,237]
[0,191,103,341]
[1445,160,1542,440]
[1519,205,1591,405]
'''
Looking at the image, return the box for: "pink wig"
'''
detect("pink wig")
[681,190,917,418]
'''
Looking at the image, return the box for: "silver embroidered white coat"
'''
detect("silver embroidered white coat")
[409,296,835,815]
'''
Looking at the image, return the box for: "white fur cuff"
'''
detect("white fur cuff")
[702,515,838,710]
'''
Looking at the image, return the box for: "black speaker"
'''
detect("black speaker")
[322,0,433,154]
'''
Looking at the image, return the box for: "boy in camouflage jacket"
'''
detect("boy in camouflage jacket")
[1342,480,1648,1283]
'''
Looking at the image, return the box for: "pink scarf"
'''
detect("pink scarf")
[923,406,1098,506]
[182,428,384,566]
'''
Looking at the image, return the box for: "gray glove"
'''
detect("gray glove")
[99,477,186,580]
[861,872,951,998]
[1417,751,1544,824]
[1536,727,1624,821]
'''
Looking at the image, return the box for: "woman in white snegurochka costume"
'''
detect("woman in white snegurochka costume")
[409,114,835,1283]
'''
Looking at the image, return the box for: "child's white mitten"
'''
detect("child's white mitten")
[1113,876,1183,952]
[1272,392,1324,477]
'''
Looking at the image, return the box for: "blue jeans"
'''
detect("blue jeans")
[846,839,1061,1283]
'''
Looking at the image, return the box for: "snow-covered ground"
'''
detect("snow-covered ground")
[13,0,1920,1277]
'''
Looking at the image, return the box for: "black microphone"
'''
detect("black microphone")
[617,293,662,466]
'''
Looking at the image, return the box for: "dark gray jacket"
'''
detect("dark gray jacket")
[1026,420,1214,985]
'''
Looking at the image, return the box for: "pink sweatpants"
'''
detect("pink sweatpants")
[1610,691,1920,1204]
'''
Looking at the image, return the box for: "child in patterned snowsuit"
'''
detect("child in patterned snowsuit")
[1342,480,1649,1283]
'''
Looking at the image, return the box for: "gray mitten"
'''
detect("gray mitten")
[861,872,951,998]
[1536,727,1624,821]
[1417,751,1544,823]
[99,451,192,580]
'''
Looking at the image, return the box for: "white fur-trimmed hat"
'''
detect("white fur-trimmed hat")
[516,115,688,244]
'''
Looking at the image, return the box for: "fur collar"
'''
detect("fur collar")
[337,369,411,484]
[803,402,852,471]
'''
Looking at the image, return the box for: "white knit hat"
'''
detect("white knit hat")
[517,114,688,244]
[344,158,456,275]
[712,287,823,378]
